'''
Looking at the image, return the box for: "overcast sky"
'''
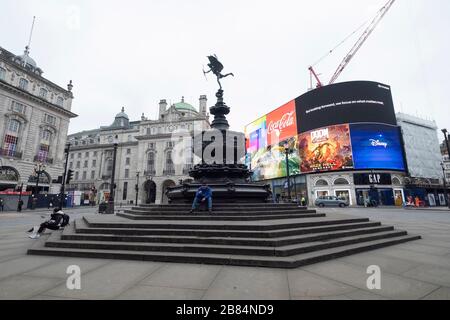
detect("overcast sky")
[1,0,449,140]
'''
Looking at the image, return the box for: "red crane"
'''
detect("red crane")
[309,0,396,88]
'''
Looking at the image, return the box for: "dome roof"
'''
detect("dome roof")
[115,107,129,119]
[17,47,37,68]
[173,97,197,113]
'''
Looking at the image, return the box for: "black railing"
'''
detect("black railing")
[34,155,53,164]
[163,167,175,176]
[144,169,156,176]
[0,149,22,159]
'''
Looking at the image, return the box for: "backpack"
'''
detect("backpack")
[60,214,70,227]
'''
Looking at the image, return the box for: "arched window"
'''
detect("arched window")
[19,78,28,90]
[0,67,6,80]
[392,177,401,185]
[315,179,329,186]
[334,178,350,185]
[56,97,64,107]
[39,88,48,99]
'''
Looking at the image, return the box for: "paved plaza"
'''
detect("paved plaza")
[0,206,449,300]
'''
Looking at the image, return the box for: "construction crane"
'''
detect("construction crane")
[309,0,396,88]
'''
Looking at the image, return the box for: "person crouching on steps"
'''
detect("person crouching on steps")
[190,182,213,214]
[27,207,68,239]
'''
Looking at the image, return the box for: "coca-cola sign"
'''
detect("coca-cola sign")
[266,100,297,145]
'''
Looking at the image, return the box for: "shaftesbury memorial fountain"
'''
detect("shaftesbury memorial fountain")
[166,55,272,203]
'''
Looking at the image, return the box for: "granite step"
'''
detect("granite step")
[116,212,325,221]
[64,222,394,247]
[83,216,371,231]
[44,230,408,257]
[27,234,421,268]
[74,218,382,238]
[125,208,317,215]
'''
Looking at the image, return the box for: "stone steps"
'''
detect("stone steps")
[27,203,421,268]
[116,212,325,221]
[73,218,382,238]
[28,234,421,268]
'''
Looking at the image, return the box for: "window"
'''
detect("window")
[92,159,96,167]
[146,128,150,135]
[75,172,79,180]
[125,169,129,178]
[36,144,50,162]
[125,157,130,165]
[93,151,98,157]
[127,148,131,154]
[0,67,5,80]
[85,152,89,157]
[77,153,81,159]
[148,142,155,149]
[84,160,88,168]
[44,114,56,125]
[56,97,64,107]
[3,134,18,156]
[147,152,155,172]
[123,182,128,200]
[41,130,52,142]
[334,178,349,185]
[76,161,80,169]
[19,78,28,90]
[69,162,73,169]
[166,141,174,148]
[39,88,47,99]
[315,179,329,186]
[106,159,113,173]
[82,171,87,180]
[9,101,26,114]
[70,153,74,159]
[7,119,21,133]
[91,171,95,179]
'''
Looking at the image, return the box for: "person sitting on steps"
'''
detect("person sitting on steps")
[27,207,69,239]
[189,181,213,214]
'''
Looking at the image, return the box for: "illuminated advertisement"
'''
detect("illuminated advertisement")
[295,81,397,133]
[350,123,405,171]
[249,136,300,181]
[245,116,267,154]
[298,124,354,173]
[266,100,297,146]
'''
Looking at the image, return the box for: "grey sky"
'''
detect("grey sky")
[1,0,449,140]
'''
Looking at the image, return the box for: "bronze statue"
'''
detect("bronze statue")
[203,54,234,90]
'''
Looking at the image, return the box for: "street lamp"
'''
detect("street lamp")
[135,171,140,205]
[442,129,450,157]
[441,162,450,209]
[59,143,71,209]
[284,143,292,202]
[32,162,46,209]
[105,136,119,214]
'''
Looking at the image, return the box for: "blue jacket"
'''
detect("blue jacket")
[195,186,212,199]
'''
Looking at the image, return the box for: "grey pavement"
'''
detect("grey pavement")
[0,206,449,300]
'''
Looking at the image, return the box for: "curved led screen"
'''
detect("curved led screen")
[295,81,397,133]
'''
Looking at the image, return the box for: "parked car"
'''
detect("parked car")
[315,196,349,208]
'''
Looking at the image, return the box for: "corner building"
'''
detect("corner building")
[67,97,210,205]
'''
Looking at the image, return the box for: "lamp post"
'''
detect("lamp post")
[442,129,450,208]
[106,136,118,214]
[284,143,292,202]
[59,143,71,209]
[32,162,46,209]
[441,162,450,209]
[135,171,140,205]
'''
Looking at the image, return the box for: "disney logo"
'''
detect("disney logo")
[370,139,388,148]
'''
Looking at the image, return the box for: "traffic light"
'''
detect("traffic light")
[66,169,74,184]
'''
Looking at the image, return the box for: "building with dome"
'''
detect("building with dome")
[66,96,210,205]
[0,45,76,202]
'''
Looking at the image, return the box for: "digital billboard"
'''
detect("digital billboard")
[249,136,300,181]
[298,124,354,173]
[349,123,405,171]
[245,116,267,154]
[295,81,397,133]
[266,100,297,146]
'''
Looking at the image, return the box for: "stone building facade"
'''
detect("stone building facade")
[67,96,210,205]
[0,45,76,194]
